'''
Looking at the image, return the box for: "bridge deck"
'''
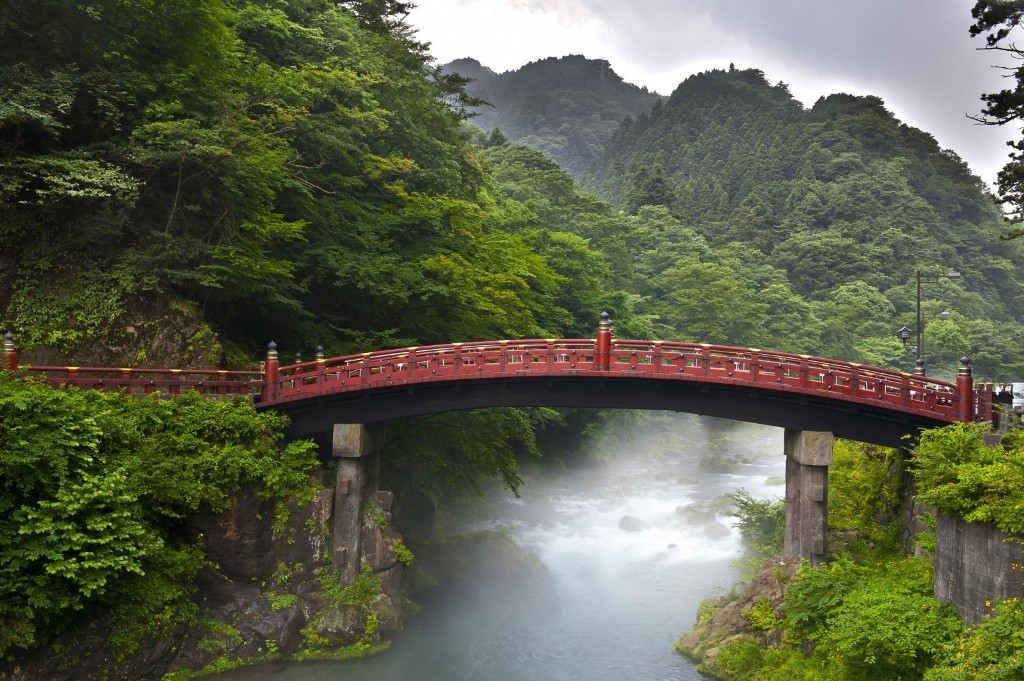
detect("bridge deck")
[263,339,961,417]
[10,338,976,446]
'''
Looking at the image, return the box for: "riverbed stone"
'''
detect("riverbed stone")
[370,592,403,632]
[677,500,716,524]
[704,521,731,539]
[618,514,646,532]
[314,603,369,645]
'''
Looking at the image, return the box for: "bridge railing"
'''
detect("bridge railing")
[12,365,263,396]
[606,341,959,417]
[264,339,602,404]
[257,337,965,422]
[2,325,971,423]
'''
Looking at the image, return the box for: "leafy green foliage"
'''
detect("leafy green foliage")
[0,376,318,657]
[784,557,963,680]
[743,598,785,632]
[726,489,785,556]
[266,591,300,612]
[925,596,1024,680]
[913,422,1024,534]
[828,440,904,553]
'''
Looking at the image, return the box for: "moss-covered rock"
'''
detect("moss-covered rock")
[675,556,801,677]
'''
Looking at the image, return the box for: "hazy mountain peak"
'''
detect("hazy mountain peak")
[444,54,664,176]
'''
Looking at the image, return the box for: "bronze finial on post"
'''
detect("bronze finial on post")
[913,358,926,376]
[595,311,613,370]
[3,332,16,372]
[957,357,974,422]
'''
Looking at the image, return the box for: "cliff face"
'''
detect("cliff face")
[12,295,225,371]
[1,471,408,679]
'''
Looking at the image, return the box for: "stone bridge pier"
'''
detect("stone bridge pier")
[331,422,388,584]
[328,423,837,570]
[783,429,833,566]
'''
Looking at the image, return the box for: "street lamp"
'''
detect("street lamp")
[915,270,961,374]
[897,326,912,346]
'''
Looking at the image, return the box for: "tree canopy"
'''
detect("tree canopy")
[970,0,1024,229]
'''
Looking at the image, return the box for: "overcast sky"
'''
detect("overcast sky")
[408,0,1018,190]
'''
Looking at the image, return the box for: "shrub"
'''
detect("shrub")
[925,597,1024,680]
[727,488,785,555]
[785,557,963,679]
[913,423,1024,534]
[0,377,319,657]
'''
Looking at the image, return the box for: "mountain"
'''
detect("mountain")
[442,55,663,176]
[583,67,1023,317]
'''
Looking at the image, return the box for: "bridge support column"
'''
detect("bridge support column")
[332,423,385,585]
[783,429,832,566]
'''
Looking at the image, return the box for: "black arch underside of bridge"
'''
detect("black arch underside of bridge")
[266,376,948,448]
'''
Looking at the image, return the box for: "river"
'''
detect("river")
[222,416,785,681]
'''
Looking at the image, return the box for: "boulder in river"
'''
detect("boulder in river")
[676,500,717,525]
[618,515,646,532]
[703,521,732,539]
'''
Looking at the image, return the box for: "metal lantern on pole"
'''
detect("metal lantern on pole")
[897,326,912,347]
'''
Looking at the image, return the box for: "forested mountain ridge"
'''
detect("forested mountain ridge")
[570,66,1024,378]
[431,60,1024,380]
[442,55,664,176]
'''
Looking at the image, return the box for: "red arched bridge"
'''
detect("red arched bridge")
[2,318,996,448]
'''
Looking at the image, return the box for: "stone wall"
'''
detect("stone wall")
[934,513,1024,625]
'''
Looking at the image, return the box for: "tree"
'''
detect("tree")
[656,258,769,345]
[485,127,509,147]
[623,164,675,214]
[969,1,1024,229]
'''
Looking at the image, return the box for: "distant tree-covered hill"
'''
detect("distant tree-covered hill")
[575,66,1024,376]
[442,55,663,176]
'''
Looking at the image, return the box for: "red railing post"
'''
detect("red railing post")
[262,341,279,403]
[595,311,613,370]
[3,332,16,372]
[315,345,326,393]
[956,357,974,422]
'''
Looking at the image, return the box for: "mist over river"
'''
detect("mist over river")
[222,416,785,681]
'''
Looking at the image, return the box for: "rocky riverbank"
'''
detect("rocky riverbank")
[0,473,408,680]
[674,556,802,679]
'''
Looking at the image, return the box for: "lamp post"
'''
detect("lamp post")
[897,326,912,347]
[915,270,961,375]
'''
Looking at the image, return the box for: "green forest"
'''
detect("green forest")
[449,56,1024,379]
[3,0,1024,678]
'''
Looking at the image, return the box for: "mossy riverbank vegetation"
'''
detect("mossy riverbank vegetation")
[0,376,319,669]
[679,425,1024,680]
